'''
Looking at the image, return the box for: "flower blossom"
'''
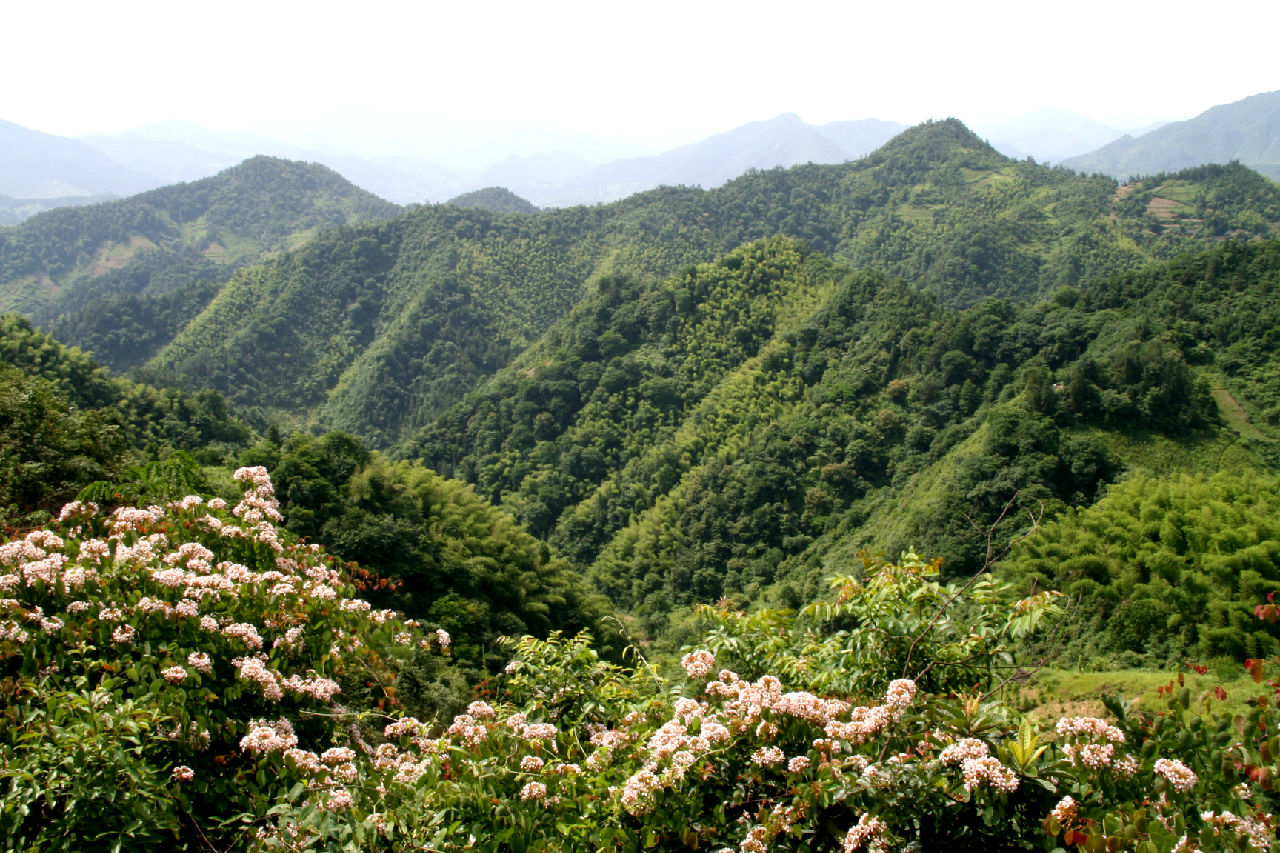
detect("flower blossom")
[885,679,916,710]
[681,649,715,679]
[961,756,1019,793]
[750,746,785,767]
[240,719,298,754]
[519,781,547,801]
[1049,795,1077,824]
[1154,757,1198,793]
[843,813,889,853]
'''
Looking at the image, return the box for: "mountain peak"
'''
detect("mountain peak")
[447,186,539,214]
[874,118,1000,160]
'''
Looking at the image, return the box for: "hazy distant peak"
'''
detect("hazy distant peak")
[1061,89,1280,181]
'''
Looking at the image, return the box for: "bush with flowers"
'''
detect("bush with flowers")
[1,467,1278,852]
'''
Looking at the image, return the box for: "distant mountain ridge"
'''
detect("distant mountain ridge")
[0,156,400,368]
[0,120,156,198]
[1062,90,1280,180]
[533,114,907,206]
[4,91,1275,220]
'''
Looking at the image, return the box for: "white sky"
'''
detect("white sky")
[5,0,1279,158]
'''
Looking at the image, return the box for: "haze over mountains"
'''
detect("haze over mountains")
[9,90,1275,222]
[1063,90,1280,181]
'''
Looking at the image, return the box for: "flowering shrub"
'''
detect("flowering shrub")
[0,469,1276,851]
[0,468,430,850]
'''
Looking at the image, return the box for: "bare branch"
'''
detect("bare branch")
[900,493,1044,681]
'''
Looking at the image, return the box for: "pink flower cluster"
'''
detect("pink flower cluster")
[681,649,715,678]
[235,656,283,701]
[240,718,299,754]
[282,672,341,702]
[843,813,889,853]
[960,756,1019,793]
[446,713,490,748]
[1154,757,1198,793]
[1049,795,1077,823]
[1200,810,1272,851]
[1055,715,1135,773]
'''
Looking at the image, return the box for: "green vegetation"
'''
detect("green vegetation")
[122,121,1280,447]
[1003,471,1280,665]
[4,493,1276,851]
[0,157,400,370]
[238,431,619,678]
[0,314,251,525]
[447,186,540,214]
[6,120,1280,849]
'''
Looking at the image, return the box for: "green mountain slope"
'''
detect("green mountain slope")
[0,157,400,369]
[404,234,1280,630]
[147,121,1280,447]
[1063,90,1280,181]
[447,186,539,214]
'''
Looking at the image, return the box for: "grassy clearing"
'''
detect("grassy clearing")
[1015,665,1264,726]
[1094,427,1261,476]
[1213,388,1266,439]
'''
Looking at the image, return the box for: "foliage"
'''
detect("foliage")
[0,467,436,850]
[2,470,1277,851]
[126,121,1280,448]
[0,156,399,371]
[240,431,620,676]
[1002,471,1280,666]
[448,186,540,214]
[0,314,252,524]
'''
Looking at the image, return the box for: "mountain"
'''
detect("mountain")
[1062,90,1280,180]
[447,186,539,214]
[406,231,1280,627]
[81,122,463,204]
[0,119,157,198]
[974,108,1137,162]
[813,118,910,156]
[0,193,117,227]
[537,114,904,206]
[132,120,1280,457]
[0,156,400,369]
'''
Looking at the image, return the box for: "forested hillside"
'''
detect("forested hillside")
[137,121,1280,447]
[406,233,1280,634]
[0,314,251,525]
[0,157,400,370]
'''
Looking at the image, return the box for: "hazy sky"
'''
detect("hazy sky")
[6,0,1278,158]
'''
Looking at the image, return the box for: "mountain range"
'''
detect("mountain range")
[13,91,1276,220]
[4,114,1280,648]
[1063,90,1280,180]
